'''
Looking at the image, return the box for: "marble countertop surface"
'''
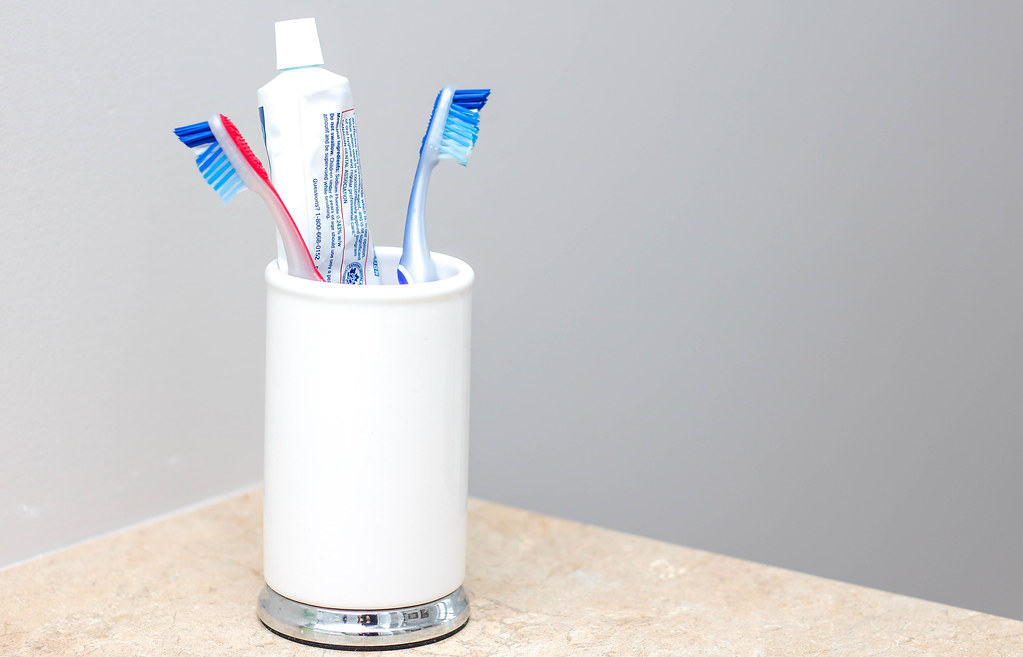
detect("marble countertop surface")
[1,489,1020,656]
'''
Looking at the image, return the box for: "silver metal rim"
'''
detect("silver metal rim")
[257,584,470,650]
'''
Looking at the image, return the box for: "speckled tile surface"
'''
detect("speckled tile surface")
[1,489,1020,656]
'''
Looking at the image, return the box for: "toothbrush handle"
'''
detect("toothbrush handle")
[399,157,439,283]
[258,183,324,282]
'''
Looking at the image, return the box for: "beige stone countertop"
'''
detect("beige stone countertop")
[1,489,1020,656]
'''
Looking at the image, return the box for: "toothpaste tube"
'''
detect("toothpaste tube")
[258,18,380,284]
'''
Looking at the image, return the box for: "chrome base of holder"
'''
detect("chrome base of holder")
[257,584,470,650]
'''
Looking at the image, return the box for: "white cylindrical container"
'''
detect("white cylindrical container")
[257,246,472,649]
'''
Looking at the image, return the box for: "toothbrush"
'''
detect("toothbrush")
[398,86,490,284]
[173,114,325,283]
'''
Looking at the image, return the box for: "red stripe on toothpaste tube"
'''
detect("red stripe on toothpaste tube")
[257,17,381,284]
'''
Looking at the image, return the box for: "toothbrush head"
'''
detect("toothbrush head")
[422,88,491,166]
[173,115,270,204]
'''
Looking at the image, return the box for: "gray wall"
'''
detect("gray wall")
[2,0,1020,620]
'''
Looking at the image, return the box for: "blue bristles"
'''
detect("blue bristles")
[451,89,490,110]
[173,121,216,148]
[174,120,245,204]
[440,88,490,165]
[425,88,490,166]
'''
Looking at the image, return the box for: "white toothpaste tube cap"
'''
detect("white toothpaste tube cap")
[275,18,324,70]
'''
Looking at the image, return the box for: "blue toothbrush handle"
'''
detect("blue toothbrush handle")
[398,156,439,283]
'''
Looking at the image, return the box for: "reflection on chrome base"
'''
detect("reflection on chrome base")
[257,584,470,650]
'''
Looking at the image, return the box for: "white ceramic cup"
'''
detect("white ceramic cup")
[262,246,473,610]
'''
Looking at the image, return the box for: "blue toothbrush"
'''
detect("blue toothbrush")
[398,86,490,284]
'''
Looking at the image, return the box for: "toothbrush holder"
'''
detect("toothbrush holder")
[257,246,473,650]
